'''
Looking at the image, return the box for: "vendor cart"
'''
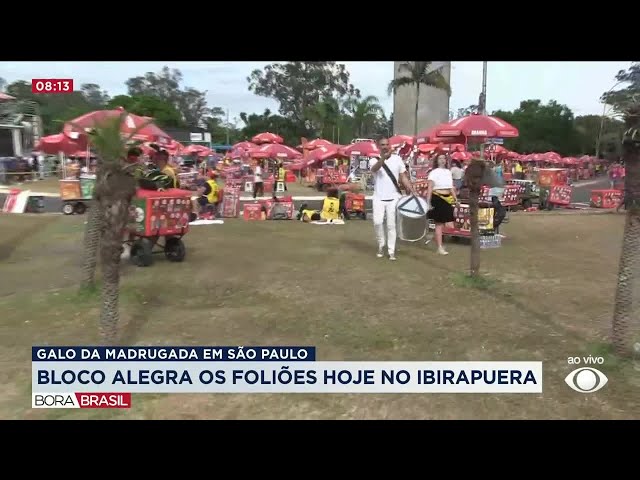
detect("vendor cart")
[343,192,366,219]
[506,179,540,209]
[59,175,95,215]
[126,188,192,267]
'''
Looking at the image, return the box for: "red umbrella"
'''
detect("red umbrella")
[35,133,87,155]
[451,151,473,161]
[436,114,519,139]
[232,141,258,150]
[507,151,520,159]
[251,132,284,144]
[416,124,465,144]
[63,107,172,145]
[307,145,341,166]
[303,138,334,150]
[339,141,380,157]
[228,147,250,159]
[182,144,209,155]
[388,135,414,148]
[0,92,16,101]
[418,143,438,154]
[249,143,302,160]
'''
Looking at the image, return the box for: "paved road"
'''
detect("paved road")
[0,176,611,215]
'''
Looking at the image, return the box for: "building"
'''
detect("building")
[392,61,452,136]
[0,97,42,157]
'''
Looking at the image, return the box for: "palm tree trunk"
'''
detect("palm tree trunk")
[80,202,103,291]
[465,159,484,277]
[414,85,420,137]
[97,169,137,345]
[612,143,640,356]
[469,188,481,277]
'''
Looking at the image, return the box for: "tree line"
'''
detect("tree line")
[1,61,637,157]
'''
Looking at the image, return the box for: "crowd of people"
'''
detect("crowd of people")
[369,137,509,260]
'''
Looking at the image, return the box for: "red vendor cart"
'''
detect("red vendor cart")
[126,188,193,267]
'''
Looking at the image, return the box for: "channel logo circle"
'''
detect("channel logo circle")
[564,367,608,393]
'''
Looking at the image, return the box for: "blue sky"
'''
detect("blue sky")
[0,61,631,126]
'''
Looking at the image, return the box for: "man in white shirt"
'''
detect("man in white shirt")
[369,137,416,261]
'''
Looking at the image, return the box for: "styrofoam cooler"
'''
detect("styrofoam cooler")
[396,195,429,242]
[480,234,502,249]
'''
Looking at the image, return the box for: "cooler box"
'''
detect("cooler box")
[79,175,96,199]
[500,184,521,206]
[60,180,82,200]
[538,168,568,187]
[285,172,296,183]
[590,189,622,209]
[220,187,240,218]
[257,198,294,219]
[127,188,192,236]
[243,203,265,221]
[345,193,365,212]
[443,204,494,237]
[548,185,572,205]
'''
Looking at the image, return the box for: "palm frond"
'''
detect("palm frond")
[398,62,415,76]
[387,77,415,96]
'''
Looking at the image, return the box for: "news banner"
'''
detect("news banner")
[32,346,543,408]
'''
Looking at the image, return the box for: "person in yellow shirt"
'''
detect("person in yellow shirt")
[514,161,524,179]
[196,172,220,217]
[277,161,288,192]
[297,188,347,222]
[153,149,180,188]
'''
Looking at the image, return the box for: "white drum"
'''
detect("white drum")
[396,195,429,242]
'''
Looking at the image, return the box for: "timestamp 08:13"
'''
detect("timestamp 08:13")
[31,79,74,94]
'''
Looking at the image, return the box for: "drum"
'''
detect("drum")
[396,195,429,242]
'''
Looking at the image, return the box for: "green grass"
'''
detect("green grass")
[1,212,639,419]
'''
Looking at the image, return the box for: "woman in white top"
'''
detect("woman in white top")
[450,160,464,192]
[253,160,264,199]
[426,154,458,255]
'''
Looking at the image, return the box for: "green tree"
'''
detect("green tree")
[107,94,184,128]
[247,62,360,129]
[387,62,451,136]
[6,79,104,134]
[343,95,384,138]
[493,100,580,155]
[456,104,479,118]
[239,109,308,146]
[86,114,140,344]
[611,92,640,356]
[81,83,110,109]
[575,114,625,157]
[601,63,640,117]
[125,66,211,129]
[205,107,241,145]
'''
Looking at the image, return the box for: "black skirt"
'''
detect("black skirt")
[428,194,455,224]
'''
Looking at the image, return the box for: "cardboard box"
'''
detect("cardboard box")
[59,180,82,200]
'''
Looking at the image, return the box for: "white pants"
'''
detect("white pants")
[372,198,399,254]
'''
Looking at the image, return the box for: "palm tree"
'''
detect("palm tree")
[612,101,640,356]
[387,62,451,136]
[86,113,140,344]
[79,192,103,291]
[343,95,383,138]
